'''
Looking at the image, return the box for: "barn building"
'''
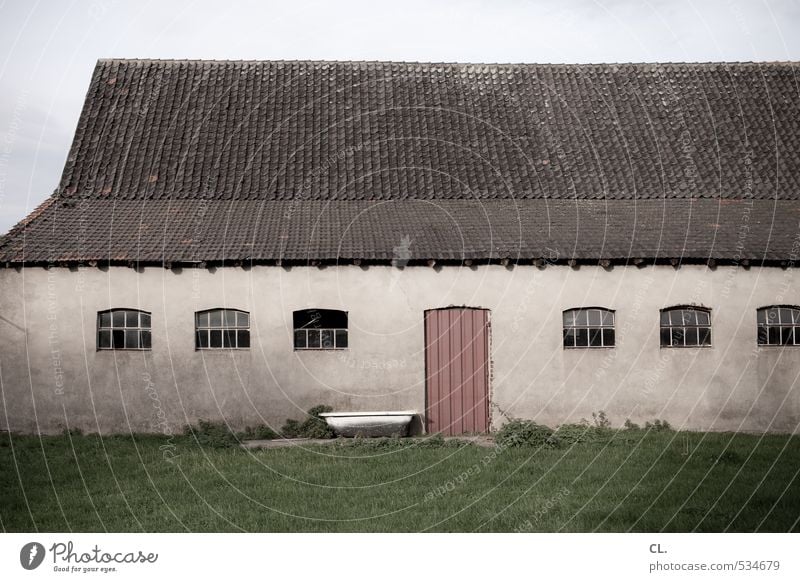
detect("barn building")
[1,59,799,436]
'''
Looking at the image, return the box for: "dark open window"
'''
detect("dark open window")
[293,309,348,349]
[757,306,800,346]
[195,309,250,349]
[97,309,152,350]
[563,308,615,348]
[660,306,711,347]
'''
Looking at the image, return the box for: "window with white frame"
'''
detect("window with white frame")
[757,306,800,346]
[293,309,348,349]
[563,308,615,348]
[97,309,152,350]
[660,307,711,347]
[195,309,250,349]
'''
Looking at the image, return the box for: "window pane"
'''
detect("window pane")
[197,311,209,327]
[660,327,671,347]
[601,310,614,326]
[671,328,684,346]
[294,330,306,349]
[140,330,152,349]
[237,311,249,327]
[698,327,711,346]
[223,310,237,326]
[792,309,800,324]
[575,328,589,347]
[238,330,250,348]
[223,330,236,348]
[308,329,321,348]
[587,310,602,326]
[125,330,139,349]
[210,329,222,348]
[112,311,126,327]
[98,329,111,348]
[766,309,779,325]
[781,327,793,345]
[99,312,112,328]
[660,311,670,326]
[321,329,334,348]
[197,330,208,348]
[602,328,615,347]
[140,312,151,329]
[563,328,575,348]
[112,329,125,348]
[209,310,222,327]
[126,311,139,327]
[768,326,780,345]
[757,326,768,345]
[684,327,699,347]
[757,309,766,325]
[696,311,710,325]
[589,328,602,347]
[563,311,575,327]
[335,329,347,348]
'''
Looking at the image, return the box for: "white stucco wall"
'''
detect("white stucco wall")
[1,264,798,435]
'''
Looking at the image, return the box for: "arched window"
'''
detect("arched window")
[563,307,615,348]
[195,309,250,349]
[660,306,711,347]
[97,309,151,350]
[757,306,800,346]
[293,309,348,350]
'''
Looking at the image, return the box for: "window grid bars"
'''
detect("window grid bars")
[563,308,615,348]
[294,328,348,350]
[757,307,800,346]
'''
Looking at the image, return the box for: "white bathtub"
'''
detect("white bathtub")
[319,411,416,437]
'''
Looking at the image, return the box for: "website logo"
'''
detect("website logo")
[20,542,46,570]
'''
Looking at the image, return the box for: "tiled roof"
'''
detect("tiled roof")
[2,59,800,264]
[1,198,797,264]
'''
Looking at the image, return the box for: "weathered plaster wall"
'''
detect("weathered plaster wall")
[0,264,798,434]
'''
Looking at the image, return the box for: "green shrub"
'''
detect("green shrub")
[239,425,279,440]
[591,411,611,429]
[553,423,594,445]
[280,405,336,439]
[623,418,640,431]
[644,419,673,432]
[183,419,239,449]
[495,419,557,448]
[280,419,302,438]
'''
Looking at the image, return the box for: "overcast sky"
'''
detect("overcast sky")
[0,0,798,233]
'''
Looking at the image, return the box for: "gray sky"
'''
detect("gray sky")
[0,0,798,233]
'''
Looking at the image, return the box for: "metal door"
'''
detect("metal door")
[424,307,490,435]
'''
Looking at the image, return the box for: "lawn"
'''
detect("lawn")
[1,429,799,532]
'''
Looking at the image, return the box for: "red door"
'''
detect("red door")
[424,308,490,435]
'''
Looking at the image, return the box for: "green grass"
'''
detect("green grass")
[1,430,799,532]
